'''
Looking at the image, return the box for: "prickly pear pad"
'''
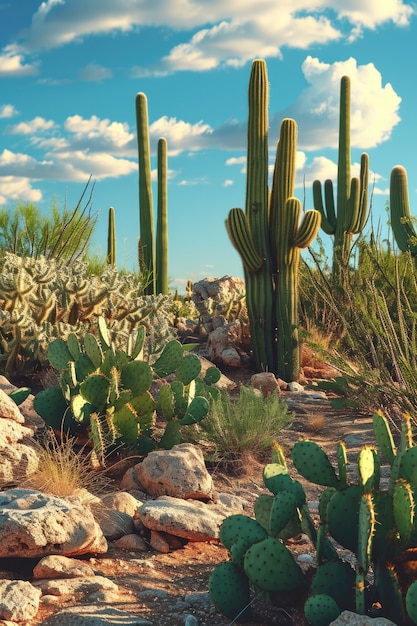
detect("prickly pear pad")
[219,514,268,551]
[243,537,305,592]
[292,440,340,488]
[304,594,340,626]
[209,562,251,622]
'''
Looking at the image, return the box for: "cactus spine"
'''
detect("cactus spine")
[106,206,116,266]
[313,76,369,277]
[390,165,417,255]
[135,94,169,295]
[225,59,321,381]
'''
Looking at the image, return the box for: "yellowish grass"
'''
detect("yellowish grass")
[20,430,110,498]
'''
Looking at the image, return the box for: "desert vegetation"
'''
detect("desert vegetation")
[3,57,417,624]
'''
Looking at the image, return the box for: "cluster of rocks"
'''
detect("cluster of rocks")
[0,370,396,625]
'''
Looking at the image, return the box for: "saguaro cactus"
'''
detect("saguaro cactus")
[106,206,116,266]
[390,165,417,256]
[135,93,169,295]
[313,76,369,277]
[226,59,321,381]
[156,138,168,294]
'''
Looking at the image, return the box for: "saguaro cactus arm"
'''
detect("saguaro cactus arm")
[225,208,264,273]
[390,165,417,255]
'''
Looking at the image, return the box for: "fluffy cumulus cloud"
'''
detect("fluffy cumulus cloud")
[1,0,414,76]
[282,56,402,151]
[0,104,18,119]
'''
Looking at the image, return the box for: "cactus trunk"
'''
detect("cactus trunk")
[106,206,116,266]
[156,138,169,294]
[136,92,156,295]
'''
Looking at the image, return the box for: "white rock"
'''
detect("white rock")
[0,580,41,622]
[32,576,118,596]
[0,489,107,557]
[113,534,148,552]
[330,611,396,625]
[139,495,237,541]
[134,443,213,499]
[33,555,95,579]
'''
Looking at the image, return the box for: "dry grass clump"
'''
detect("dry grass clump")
[190,386,293,475]
[21,429,110,498]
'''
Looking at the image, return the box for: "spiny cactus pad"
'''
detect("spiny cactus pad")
[219,514,268,551]
[47,338,73,370]
[112,404,139,444]
[152,340,183,377]
[291,440,340,488]
[313,557,356,605]
[156,383,175,419]
[83,332,103,369]
[209,562,251,622]
[120,360,153,397]
[373,411,396,465]
[244,536,305,592]
[393,479,415,540]
[263,463,293,494]
[400,447,417,486]
[269,491,298,537]
[304,594,340,626]
[327,485,361,552]
[175,353,201,385]
[406,580,417,625]
[178,396,209,425]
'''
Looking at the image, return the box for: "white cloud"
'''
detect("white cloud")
[281,56,401,151]
[226,156,246,166]
[149,116,213,154]
[4,1,414,74]
[63,115,135,156]
[7,116,57,135]
[0,46,38,76]
[223,179,234,187]
[0,104,18,119]
[0,176,43,204]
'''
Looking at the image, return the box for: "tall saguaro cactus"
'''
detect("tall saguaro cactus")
[106,206,116,266]
[226,59,321,381]
[390,165,417,256]
[135,93,169,295]
[313,76,369,277]
[156,138,169,294]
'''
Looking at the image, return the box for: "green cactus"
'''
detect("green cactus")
[389,165,417,256]
[106,206,116,266]
[291,440,340,488]
[34,316,220,460]
[406,580,417,625]
[135,93,169,295]
[225,59,321,380]
[156,138,168,294]
[243,536,305,592]
[304,594,341,626]
[312,75,369,277]
[209,562,252,622]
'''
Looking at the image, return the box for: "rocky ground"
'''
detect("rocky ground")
[1,386,383,626]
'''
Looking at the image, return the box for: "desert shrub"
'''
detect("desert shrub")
[190,386,292,473]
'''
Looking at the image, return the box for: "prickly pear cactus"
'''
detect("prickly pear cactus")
[34,316,220,461]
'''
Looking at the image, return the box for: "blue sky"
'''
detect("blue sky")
[0,1,416,292]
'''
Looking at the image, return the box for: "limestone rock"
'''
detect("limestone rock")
[0,580,41,622]
[0,489,107,557]
[41,605,153,626]
[138,495,238,541]
[329,612,396,625]
[251,372,279,396]
[33,555,95,579]
[133,443,213,499]
[113,534,148,552]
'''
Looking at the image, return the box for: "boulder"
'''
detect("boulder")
[0,489,107,557]
[0,579,41,621]
[138,495,241,541]
[133,443,213,500]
